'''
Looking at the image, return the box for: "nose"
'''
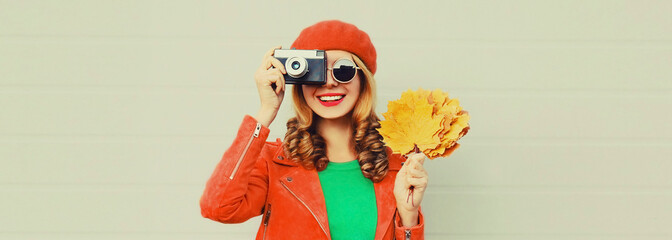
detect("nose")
[323,70,338,88]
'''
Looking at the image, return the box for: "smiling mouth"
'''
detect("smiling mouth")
[318,95,345,102]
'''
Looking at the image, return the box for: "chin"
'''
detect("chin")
[314,111,349,120]
[312,107,352,120]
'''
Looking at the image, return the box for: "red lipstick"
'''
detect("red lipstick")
[316,93,346,107]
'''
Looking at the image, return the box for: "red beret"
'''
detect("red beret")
[291,20,378,74]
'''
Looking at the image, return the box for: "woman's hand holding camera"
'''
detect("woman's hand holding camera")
[255,46,286,127]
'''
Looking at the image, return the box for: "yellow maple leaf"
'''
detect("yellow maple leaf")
[378,90,443,156]
[378,88,470,159]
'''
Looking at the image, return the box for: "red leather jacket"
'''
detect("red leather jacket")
[200,115,425,240]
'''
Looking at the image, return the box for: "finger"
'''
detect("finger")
[264,73,279,87]
[409,157,425,171]
[270,57,286,74]
[402,159,414,175]
[406,153,420,165]
[265,71,284,94]
[406,177,427,189]
[273,74,282,94]
[263,45,282,60]
[276,75,284,94]
[278,72,286,93]
[398,161,407,174]
[261,46,283,70]
[398,161,410,179]
[406,152,418,160]
[405,159,415,173]
[408,154,422,169]
[407,176,427,185]
[412,160,426,171]
[267,68,284,77]
[268,74,281,94]
[261,57,273,71]
[410,153,425,165]
[408,168,427,178]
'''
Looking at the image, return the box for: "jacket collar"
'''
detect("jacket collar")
[271,138,298,166]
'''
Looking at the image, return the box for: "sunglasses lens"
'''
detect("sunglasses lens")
[332,59,357,82]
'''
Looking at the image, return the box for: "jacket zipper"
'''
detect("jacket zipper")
[229,122,262,180]
[262,204,271,240]
[280,181,330,240]
[405,229,411,240]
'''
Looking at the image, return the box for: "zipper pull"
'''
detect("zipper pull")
[405,229,411,240]
[253,123,262,137]
[263,204,271,225]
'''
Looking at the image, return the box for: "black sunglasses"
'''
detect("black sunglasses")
[327,58,361,83]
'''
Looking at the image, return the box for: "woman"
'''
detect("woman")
[200,20,428,240]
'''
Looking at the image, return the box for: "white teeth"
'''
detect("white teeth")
[318,95,344,102]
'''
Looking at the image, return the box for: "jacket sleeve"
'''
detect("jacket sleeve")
[394,208,425,240]
[200,115,273,223]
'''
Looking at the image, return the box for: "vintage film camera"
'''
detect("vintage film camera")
[273,49,327,85]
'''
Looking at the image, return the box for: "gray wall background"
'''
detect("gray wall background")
[1,0,671,239]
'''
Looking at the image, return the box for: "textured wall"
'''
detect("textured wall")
[1,0,671,239]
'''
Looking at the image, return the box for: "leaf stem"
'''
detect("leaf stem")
[406,144,421,207]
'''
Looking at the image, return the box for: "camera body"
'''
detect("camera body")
[273,49,327,85]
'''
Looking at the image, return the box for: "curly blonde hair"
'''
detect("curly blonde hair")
[283,55,389,183]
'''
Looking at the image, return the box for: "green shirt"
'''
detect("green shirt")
[318,160,378,240]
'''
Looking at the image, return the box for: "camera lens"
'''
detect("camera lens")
[285,57,308,78]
